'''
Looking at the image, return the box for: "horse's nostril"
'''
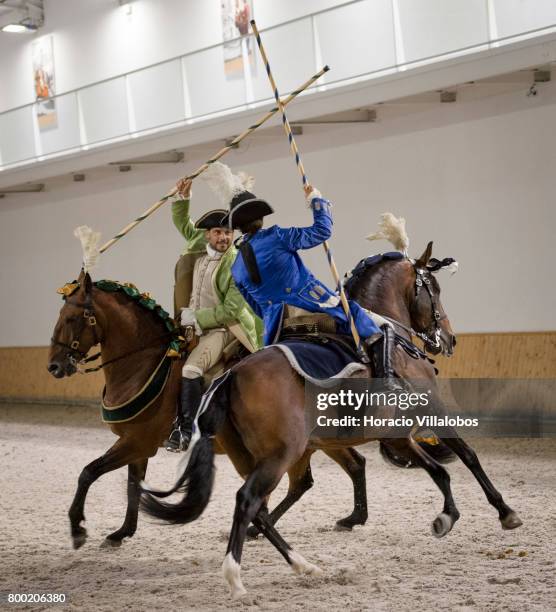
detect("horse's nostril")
[47,362,63,377]
[452,336,457,347]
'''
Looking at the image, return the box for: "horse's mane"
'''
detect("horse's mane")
[343,252,405,298]
[57,279,181,354]
[94,280,175,328]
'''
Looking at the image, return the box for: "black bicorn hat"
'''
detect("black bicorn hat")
[222,191,274,229]
[194,209,229,229]
[202,161,274,230]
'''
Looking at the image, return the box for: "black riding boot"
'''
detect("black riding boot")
[165,376,203,452]
[368,325,405,393]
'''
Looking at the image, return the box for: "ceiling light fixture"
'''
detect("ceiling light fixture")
[0,1,44,33]
[2,23,29,32]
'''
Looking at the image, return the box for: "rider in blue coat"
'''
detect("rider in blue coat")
[230,190,381,346]
[202,162,400,384]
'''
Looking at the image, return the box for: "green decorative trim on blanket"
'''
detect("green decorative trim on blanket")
[101,353,173,423]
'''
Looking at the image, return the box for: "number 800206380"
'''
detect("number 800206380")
[4,593,67,604]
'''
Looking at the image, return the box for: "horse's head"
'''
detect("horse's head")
[407,241,456,356]
[48,270,102,378]
[346,241,457,357]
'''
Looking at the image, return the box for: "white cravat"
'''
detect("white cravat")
[206,244,223,258]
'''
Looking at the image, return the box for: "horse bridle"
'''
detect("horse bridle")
[50,293,100,367]
[412,263,447,351]
[383,263,446,352]
[51,291,179,373]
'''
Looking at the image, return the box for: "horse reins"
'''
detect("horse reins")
[51,295,176,373]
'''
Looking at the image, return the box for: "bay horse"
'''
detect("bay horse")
[139,242,522,599]
[47,270,378,548]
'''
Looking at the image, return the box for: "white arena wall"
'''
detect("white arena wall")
[0,81,555,348]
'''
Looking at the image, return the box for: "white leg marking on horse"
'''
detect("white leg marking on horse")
[288,549,323,575]
[222,553,247,599]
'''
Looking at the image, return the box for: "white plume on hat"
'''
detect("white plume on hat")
[74,225,101,272]
[202,161,255,205]
[366,212,409,256]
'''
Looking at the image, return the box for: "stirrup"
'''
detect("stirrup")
[164,426,191,453]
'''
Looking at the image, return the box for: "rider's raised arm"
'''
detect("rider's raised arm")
[275,191,333,251]
[172,197,196,241]
[171,178,205,249]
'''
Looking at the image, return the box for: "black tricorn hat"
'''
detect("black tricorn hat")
[202,161,274,230]
[221,191,274,229]
[194,209,229,229]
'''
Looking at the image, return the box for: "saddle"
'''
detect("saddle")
[281,306,337,335]
[280,305,435,371]
[280,306,361,362]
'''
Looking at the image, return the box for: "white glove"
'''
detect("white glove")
[366,310,394,330]
[305,187,323,206]
[170,189,192,203]
[180,308,202,335]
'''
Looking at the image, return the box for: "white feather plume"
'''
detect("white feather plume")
[202,162,254,204]
[366,212,409,255]
[74,225,101,273]
[237,171,255,191]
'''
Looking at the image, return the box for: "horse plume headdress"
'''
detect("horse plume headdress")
[366,213,409,256]
[74,225,101,273]
[366,213,458,274]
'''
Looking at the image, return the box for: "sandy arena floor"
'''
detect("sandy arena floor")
[0,403,554,612]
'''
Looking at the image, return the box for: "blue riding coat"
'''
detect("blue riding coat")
[231,197,382,346]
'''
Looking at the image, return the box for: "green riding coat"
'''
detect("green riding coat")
[172,198,263,352]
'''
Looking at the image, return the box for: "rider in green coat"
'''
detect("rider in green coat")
[172,185,263,353]
[166,178,262,451]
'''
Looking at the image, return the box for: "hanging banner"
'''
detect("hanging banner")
[221,0,254,80]
[32,35,57,131]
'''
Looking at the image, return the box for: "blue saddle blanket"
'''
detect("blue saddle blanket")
[267,338,368,387]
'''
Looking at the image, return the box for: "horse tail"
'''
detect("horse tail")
[379,438,455,469]
[139,370,233,524]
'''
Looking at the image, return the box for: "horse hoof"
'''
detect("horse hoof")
[231,586,247,600]
[223,553,247,600]
[246,526,260,540]
[100,537,122,549]
[431,513,454,538]
[501,511,523,530]
[334,521,353,532]
[289,550,323,576]
[72,532,87,550]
